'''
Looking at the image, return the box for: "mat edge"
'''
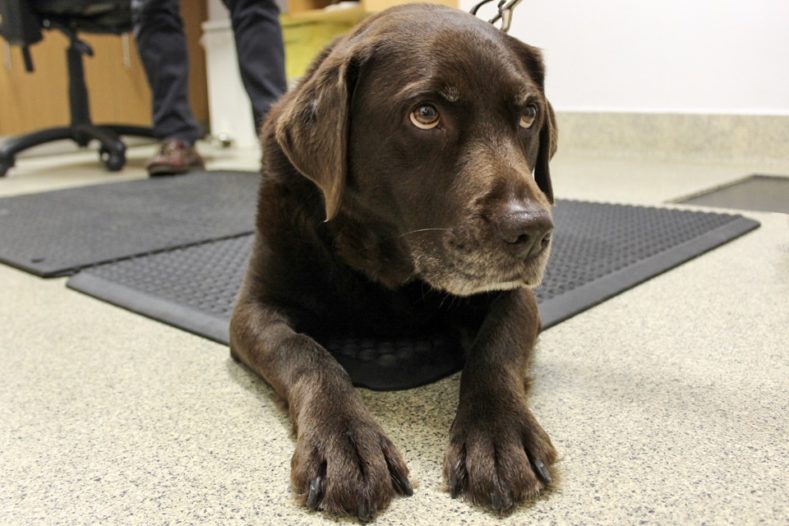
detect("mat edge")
[538,215,760,330]
[0,170,258,278]
[67,272,231,345]
[670,173,789,205]
[68,270,463,392]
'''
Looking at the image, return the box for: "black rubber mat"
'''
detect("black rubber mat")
[674,174,789,213]
[0,171,258,277]
[533,201,759,327]
[67,200,759,390]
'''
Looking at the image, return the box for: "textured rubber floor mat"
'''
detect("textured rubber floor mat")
[674,174,789,213]
[67,201,759,390]
[0,171,258,277]
[533,201,758,327]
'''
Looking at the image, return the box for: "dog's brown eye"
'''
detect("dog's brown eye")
[519,104,538,129]
[410,104,440,129]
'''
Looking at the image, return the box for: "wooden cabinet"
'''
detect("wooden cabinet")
[0,6,208,137]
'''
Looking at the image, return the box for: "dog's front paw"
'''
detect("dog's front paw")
[443,394,557,514]
[291,408,412,522]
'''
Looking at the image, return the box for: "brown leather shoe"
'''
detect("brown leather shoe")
[146,139,205,176]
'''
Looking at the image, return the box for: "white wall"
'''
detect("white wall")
[461,0,789,115]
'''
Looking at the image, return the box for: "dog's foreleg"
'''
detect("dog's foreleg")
[444,289,557,513]
[230,299,412,521]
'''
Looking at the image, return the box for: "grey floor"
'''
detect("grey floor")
[1,144,788,525]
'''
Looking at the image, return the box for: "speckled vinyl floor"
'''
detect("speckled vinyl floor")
[1,144,787,525]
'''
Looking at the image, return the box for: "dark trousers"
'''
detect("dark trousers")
[133,0,287,144]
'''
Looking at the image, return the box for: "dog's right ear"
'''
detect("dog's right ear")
[274,39,365,222]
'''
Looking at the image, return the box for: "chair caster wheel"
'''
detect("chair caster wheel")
[99,147,125,172]
[0,158,13,178]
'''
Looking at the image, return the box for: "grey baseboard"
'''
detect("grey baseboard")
[555,112,789,163]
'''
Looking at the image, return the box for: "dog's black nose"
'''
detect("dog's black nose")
[495,202,553,258]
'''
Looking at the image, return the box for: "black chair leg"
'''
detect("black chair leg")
[74,124,127,172]
[99,124,155,140]
[0,127,76,177]
[0,124,141,177]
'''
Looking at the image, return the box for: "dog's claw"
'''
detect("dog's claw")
[306,476,324,510]
[490,488,513,513]
[450,485,460,499]
[534,459,551,485]
[383,449,413,496]
[390,469,413,496]
[448,452,468,498]
[448,468,465,498]
[357,500,373,522]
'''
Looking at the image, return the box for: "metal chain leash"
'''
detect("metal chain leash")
[469,0,524,33]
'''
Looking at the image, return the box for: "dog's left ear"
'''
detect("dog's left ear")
[509,38,557,203]
[274,39,366,221]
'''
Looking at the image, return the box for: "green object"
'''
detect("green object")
[281,18,358,81]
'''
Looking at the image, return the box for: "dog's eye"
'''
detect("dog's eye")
[519,104,538,129]
[410,104,441,129]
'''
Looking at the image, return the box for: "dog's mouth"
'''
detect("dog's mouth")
[409,232,552,297]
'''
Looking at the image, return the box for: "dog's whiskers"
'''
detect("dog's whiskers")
[396,227,451,238]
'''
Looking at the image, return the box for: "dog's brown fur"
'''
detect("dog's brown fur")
[230,4,558,521]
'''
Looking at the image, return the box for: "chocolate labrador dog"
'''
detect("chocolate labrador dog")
[230,3,558,520]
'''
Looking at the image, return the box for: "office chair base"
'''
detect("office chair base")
[0,124,153,177]
[0,22,155,178]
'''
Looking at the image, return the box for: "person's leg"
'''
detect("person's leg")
[223,0,287,132]
[132,0,202,144]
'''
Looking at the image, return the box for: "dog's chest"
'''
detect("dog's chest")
[304,276,459,339]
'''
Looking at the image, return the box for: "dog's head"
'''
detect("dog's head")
[274,5,557,296]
